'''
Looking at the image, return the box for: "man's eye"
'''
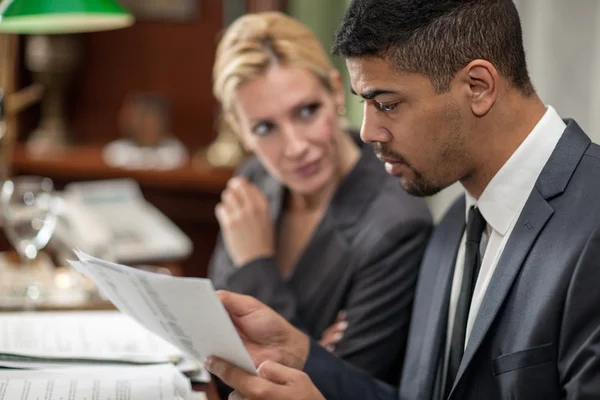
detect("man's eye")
[376,102,398,112]
[253,122,274,136]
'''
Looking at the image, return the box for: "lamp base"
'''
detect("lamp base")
[25,34,79,157]
[194,130,246,169]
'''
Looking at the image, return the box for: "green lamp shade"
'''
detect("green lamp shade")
[0,0,134,34]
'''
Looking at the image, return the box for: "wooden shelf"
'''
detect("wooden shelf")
[11,144,234,194]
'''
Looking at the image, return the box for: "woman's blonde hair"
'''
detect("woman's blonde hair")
[213,12,337,133]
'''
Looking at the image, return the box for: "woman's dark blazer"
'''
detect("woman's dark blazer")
[208,135,432,384]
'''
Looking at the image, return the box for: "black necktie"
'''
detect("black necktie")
[445,206,487,398]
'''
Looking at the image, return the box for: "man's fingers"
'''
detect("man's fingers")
[257,361,320,398]
[216,290,265,317]
[228,391,245,400]
[206,356,275,399]
[205,357,259,395]
[245,345,284,367]
[258,360,295,385]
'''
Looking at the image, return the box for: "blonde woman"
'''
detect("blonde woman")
[208,11,431,384]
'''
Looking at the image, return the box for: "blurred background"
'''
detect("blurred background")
[0,0,596,308]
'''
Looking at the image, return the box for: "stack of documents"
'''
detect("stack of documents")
[0,364,205,400]
[0,250,256,399]
[0,311,183,368]
[0,311,209,399]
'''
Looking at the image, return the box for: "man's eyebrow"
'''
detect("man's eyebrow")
[350,88,397,100]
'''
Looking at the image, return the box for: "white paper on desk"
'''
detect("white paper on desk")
[0,364,199,400]
[69,250,257,375]
[0,310,182,363]
[0,357,211,384]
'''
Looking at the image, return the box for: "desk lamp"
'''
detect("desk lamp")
[0,0,133,308]
[0,0,134,158]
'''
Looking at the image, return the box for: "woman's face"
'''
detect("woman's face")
[233,65,344,195]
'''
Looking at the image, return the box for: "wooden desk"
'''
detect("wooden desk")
[9,144,235,278]
[0,251,181,312]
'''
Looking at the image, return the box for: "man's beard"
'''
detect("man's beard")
[373,142,443,197]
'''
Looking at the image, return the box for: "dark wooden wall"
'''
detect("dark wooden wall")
[72,0,222,150]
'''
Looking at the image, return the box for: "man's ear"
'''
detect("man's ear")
[457,60,499,117]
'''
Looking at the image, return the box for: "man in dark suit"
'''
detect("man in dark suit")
[204,0,600,399]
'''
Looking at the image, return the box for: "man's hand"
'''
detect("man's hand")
[205,357,325,400]
[215,177,274,267]
[217,291,310,370]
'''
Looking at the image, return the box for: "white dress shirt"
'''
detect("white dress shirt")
[442,105,566,389]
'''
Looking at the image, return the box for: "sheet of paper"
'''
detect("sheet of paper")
[69,251,257,375]
[0,364,197,400]
[0,310,182,363]
[0,358,211,384]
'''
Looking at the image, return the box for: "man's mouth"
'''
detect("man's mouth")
[376,154,406,176]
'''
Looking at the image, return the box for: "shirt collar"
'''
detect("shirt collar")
[464,105,566,235]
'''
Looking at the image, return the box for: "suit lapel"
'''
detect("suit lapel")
[417,197,466,399]
[264,135,384,290]
[287,211,351,299]
[449,119,591,397]
[263,176,284,223]
[399,196,465,400]
[288,140,385,288]
[449,190,553,395]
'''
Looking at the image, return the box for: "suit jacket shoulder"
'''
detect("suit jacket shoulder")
[401,119,600,400]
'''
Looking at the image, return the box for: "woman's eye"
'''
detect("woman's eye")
[299,102,321,119]
[253,122,274,136]
[376,102,398,112]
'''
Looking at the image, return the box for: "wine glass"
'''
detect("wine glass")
[1,176,59,302]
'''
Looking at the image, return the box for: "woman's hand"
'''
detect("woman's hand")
[319,311,348,352]
[215,177,275,267]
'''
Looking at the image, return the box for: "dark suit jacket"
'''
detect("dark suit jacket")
[303,120,600,399]
[209,135,432,384]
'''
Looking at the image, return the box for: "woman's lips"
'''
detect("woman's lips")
[295,158,321,177]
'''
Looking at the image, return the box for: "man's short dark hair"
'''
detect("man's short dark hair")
[332,0,534,95]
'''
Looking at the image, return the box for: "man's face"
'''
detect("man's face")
[347,57,473,197]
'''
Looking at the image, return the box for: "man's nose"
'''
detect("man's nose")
[360,104,392,144]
